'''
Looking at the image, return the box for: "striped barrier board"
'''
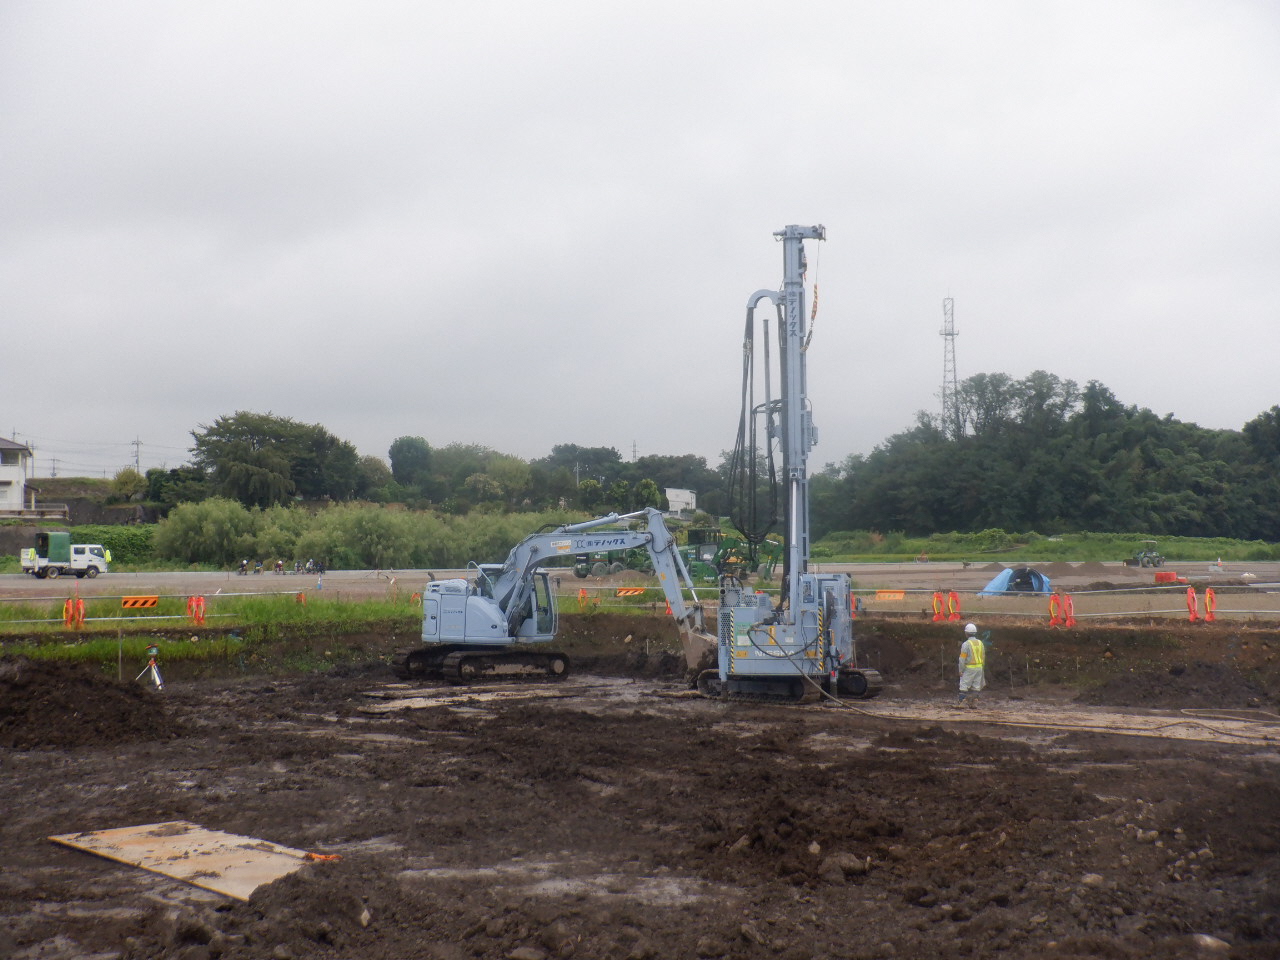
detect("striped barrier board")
[615,588,646,596]
[122,596,159,609]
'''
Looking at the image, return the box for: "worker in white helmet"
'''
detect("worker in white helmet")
[957,622,986,708]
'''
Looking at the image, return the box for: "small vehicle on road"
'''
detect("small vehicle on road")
[1124,540,1165,568]
[20,531,110,579]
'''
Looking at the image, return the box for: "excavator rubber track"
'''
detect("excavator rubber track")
[440,649,570,684]
[391,647,441,681]
[837,668,884,700]
[392,645,570,684]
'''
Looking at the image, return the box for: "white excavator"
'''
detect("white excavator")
[393,507,714,683]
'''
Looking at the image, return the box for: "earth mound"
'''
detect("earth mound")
[854,630,917,677]
[0,656,180,750]
[1039,562,1077,577]
[1076,661,1270,709]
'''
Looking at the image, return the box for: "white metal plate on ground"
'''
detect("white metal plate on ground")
[359,686,578,713]
[49,821,315,900]
[852,699,1280,747]
[357,678,628,713]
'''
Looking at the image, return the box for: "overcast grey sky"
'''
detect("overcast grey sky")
[3,1,1277,479]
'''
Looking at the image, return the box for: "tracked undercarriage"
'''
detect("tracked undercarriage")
[695,667,884,703]
[393,645,570,685]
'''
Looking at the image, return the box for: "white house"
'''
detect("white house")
[0,438,31,513]
[665,487,697,514]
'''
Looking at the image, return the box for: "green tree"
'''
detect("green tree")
[294,427,361,500]
[578,478,604,512]
[463,472,504,503]
[145,465,210,509]
[606,479,631,512]
[486,454,532,505]
[111,467,146,501]
[355,455,393,499]
[430,443,501,503]
[388,436,432,487]
[633,478,664,510]
[528,464,577,510]
[152,497,255,566]
[957,372,1016,437]
[535,444,623,486]
[190,411,360,507]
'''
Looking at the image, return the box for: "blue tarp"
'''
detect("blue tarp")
[979,566,1052,595]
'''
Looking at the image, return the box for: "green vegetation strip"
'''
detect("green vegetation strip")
[813,529,1279,563]
[4,634,250,665]
[0,594,418,635]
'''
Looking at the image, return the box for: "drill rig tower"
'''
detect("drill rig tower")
[709,226,881,701]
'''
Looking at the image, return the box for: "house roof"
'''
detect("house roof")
[0,438,32,453]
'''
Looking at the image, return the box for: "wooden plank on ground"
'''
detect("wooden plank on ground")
[49,821,320,900]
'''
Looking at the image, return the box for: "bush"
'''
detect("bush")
[69,524,155,564]
[153,498,255,566]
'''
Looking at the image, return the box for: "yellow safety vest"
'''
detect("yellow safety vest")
[963,637,985,668]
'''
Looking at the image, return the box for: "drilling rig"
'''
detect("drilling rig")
[699,225,882,702]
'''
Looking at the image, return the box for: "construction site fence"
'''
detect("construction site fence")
[564,582,1280,624]
[0,590,314,629]
[1,581,1277,629]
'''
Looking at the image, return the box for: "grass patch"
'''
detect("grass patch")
[0,593,419,635]
[3,633,249,665]
[813,529,1280,563]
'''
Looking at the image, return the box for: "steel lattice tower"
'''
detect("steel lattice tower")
[940,297,961,439]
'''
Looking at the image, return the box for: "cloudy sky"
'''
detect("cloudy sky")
[3,1,1276,479]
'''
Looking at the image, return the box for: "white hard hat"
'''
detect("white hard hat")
[964,623,977,634]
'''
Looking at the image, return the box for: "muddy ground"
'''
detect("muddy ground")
[2,615,1279,960]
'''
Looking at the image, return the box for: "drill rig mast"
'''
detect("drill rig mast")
[706,225,882,701]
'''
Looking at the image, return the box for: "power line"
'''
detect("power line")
[9,429,192,477]
[10,431,189,453]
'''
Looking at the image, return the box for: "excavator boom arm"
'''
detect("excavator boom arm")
[493,508,707,637]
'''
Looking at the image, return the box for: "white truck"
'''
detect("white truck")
[20,531,111,579]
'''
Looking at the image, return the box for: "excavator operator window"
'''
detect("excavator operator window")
[533,574,554,634]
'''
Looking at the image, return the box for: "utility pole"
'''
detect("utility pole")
[131,437,143,472]
[50,458,59,478]
[940,297,961,440]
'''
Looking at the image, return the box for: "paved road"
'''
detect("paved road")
[0,569,453,600]
[3,560,1278,600]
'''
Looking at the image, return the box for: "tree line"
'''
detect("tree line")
[125,380,1280,544]
[135,412,726,517]
[810,372,1280,542]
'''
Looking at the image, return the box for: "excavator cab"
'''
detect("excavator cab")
[514,571,557,639]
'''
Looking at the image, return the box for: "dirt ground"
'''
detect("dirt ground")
[3,615,1280,960]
